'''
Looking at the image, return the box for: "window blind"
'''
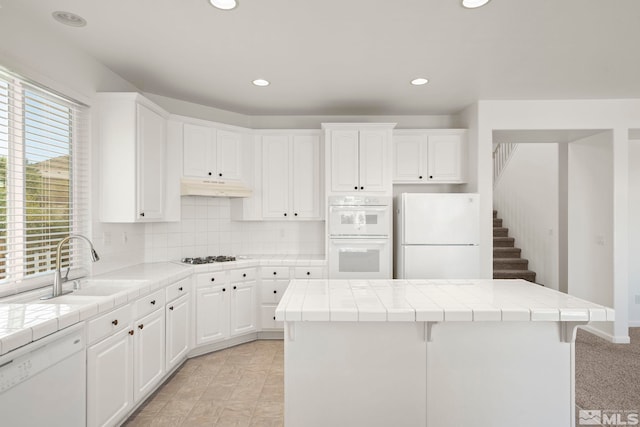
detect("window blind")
[0,67,89,290]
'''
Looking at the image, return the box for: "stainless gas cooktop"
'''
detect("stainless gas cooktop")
[181,256,236,264]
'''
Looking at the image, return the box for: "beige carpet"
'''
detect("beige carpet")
[575,328,640,412]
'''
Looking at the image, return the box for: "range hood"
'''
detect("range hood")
[180,178,252,198]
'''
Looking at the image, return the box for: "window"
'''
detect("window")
[0,68,89,291]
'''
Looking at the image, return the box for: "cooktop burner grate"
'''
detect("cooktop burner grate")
[181,255,236,264]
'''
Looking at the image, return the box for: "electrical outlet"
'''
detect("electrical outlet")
[122,231,128,244]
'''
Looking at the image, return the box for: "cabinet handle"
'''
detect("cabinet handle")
[138,324,144,330]
[169,306,174,311]
[294,213,298,216]
[129,330,134,336]
[360,186,364,190]
[211,277,215,282]
[150,300,156,305]
[112,319,118,326]
[140,212,145,217]
[273,271,277,276]
[354,186,358,190]
[208,172,212,176]
[222,288,226,292]
[284,213,287,217]
[419,176,423,179]
[219,173,223,177]
[273,290,277,294]
[178,287,183,291]
[242,273,246,277]
[306,271,310,276]
[273,316,276,320]
[429,175,433,179]
[233,285,237,290]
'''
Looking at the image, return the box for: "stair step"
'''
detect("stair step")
[493,210,497,218]
[493,218,503,227]
[493,227,509,237]
[493,270,537,283]
[494,258,529,270]
[493,247,522,258]
[493,237,515,248]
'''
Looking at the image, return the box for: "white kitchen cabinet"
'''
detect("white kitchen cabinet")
[324,123,395,195]
[182,122,242,181]
[87,327,134,427]
[132,308,165,402]
[196,284,229,345]
[261,132,322,220]
[230,281,257,336]
[166,294,190,371]
[392,130,467,183]
[98,93,170,222]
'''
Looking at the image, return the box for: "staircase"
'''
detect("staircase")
[493,210,537,283]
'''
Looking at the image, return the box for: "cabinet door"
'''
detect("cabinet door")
[230,281,257,336]
[330,130,360,192]
[216,130,242,181]
[183,123,215,178]
[427,134,464,182]
[166,294,190,371]
[87,328,134,427]
[196,285,230,345]
[133,308,165,403]
[136,104,165,220]
[291,134,321,219]
[359,130,388,192]
[393,134,426,182]
[262,135,291,219]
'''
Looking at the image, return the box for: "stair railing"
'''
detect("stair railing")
[493,143,518,187]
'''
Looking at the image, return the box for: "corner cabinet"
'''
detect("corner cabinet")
[393,130,467,184]
[261,131,322,220]
[98,93,172,222]
[323,123,395,195]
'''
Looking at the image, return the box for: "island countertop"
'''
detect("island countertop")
[275,279,614,323]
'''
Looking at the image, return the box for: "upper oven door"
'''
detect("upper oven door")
[328,206,390,236]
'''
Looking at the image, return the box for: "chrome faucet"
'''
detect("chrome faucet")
[45,234,100,299]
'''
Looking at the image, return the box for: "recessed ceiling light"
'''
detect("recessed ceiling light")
[209,0,237,10]
[52,11,87,27]
[410,78,429,86]
[462,0,491,8]
[252,79,270,87]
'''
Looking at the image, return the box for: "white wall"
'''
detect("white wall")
[144,197,325,262]
[628,139,640,325]
[568,132,614,338]
[494,144,559,289]
[0,6,147,276]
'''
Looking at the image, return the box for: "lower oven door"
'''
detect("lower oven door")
[329,238,391,279]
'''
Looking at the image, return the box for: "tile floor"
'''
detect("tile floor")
[124,340,284,427]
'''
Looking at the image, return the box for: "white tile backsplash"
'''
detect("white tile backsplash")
[144,196,326,262]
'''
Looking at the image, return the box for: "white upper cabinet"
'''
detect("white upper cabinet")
[392,130,467,184]
[261,131,322,220]
[182,122,242,181]
[324,123,395,195]
[98,93,171,223]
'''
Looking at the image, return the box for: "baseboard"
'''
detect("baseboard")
[188,332,259,357]
[258,330,284,340]
[580,325,631,344]
[628,320,640,327]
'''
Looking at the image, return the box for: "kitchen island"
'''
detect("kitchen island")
[275,279,614,427]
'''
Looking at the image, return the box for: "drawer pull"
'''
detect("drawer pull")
[273,272,277,276]
[138,324,144,330]
[306,271,310,276]
[150,300,156,305]
[129,330,134,336]
[211,277,215,282]
[242,273,246,278]
[273,316,276,320]
[222,288,226,292]
[112,319,118,326]
[178,287,183,291]
[169,306,174,311]
[233,286,237,290]
[273,290,277,294]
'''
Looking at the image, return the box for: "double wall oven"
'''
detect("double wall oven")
[328,196,392,279]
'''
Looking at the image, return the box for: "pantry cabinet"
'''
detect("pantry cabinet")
[393,130,467,183]
[261,132,322,220]
[324,123,395,195]
[183,122,242,181]
[98,93,170,222]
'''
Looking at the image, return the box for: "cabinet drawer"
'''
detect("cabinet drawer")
[260,305,283,330]
[230,268,256,283]
[260,281,289,304]
[166,277,190,302]
[196,272,226,288]
[87,304,132,345]
[261,266,290,279]
[135,289,165,319]
[294,266,325,279]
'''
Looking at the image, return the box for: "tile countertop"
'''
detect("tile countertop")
[0,256,327,356]
[275,279,615,323]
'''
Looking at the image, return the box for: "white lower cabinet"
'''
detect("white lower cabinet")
[87,327,134,427]
[133,309,165,402]
[230,281,257,335]
[196,284,229,345]
[166,293,190,371]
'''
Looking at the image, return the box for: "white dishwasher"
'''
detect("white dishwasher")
[0,322,86,426]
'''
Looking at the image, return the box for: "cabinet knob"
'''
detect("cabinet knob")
[208,172,212,176]
[211,277,215,282]
[233,285,237,290]
[284,213,287,217]
[222,288,226,292]
[273,290,277,294]
[129,330,134,336]
[112,319,118,326]
[219,173,223,177]
[150,300,156,305]
[169,306,174,311]
[294,213,298,216]
[273,316,276,320]
[178,287,183,291]
[242,273,246,277]
[306,271,310,276]
[429,175,433,179]
[354,186,358,190]
[419,176,423,179]
[273,271,277,276]
[138,324,144,330]
[140,212,145,217]
[360,186,364,190]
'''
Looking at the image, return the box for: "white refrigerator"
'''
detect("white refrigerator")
[396,193,480,279]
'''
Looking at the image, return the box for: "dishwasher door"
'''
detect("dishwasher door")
[0,322,86,426]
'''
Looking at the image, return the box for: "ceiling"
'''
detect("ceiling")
[4,0,640,116]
